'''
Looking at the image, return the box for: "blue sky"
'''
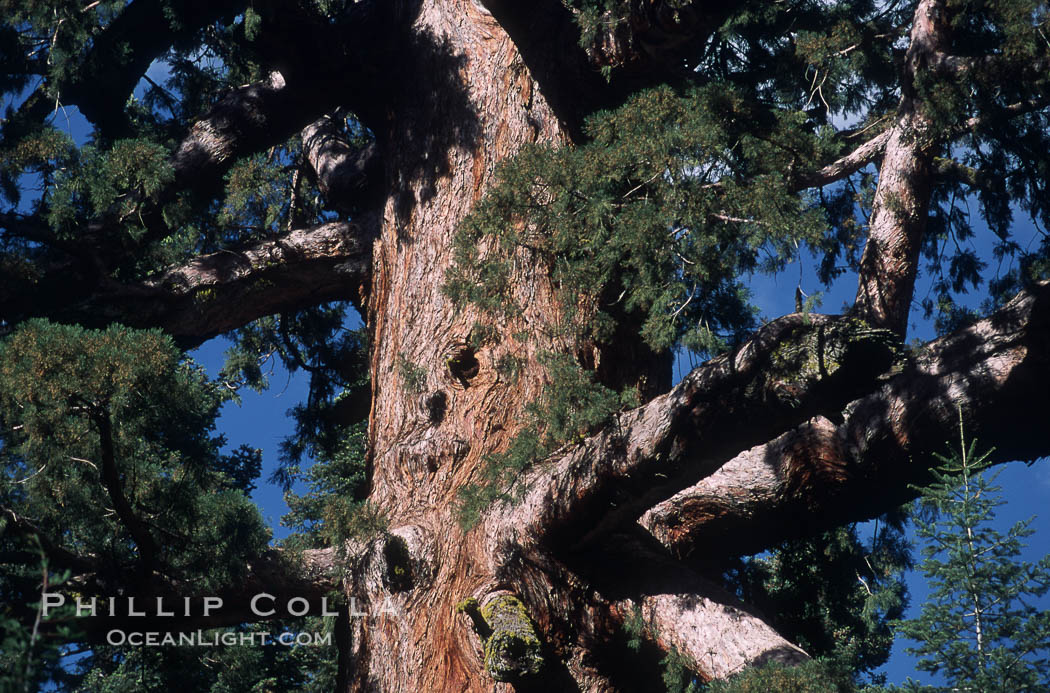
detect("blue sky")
[191,253,1050,687]
[742,241,1050,686]
[9,59,1049,689]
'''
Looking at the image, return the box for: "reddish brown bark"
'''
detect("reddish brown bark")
[176,1,1050,684]
[328,0,1050,687]
[53,220,375,348]
[852,0,950,336]
[351,2,572,688]
[13,0,1050,689]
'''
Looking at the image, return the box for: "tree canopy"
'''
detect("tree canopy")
[1,0,1049,690]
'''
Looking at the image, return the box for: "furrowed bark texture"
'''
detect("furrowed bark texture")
[495,281,1049,561]
[301,116,383,215]
[591,532,809,681]
[353,2,572,688]
[642,280,1050,558]
[853,0,949,335]
[342,2,1049,683]
[500,314,902,551]
[479,0,731,136]
[79,220,375,348]
[341,0,715,687]
[347,2,849,687]
[473,280,1050,685]
[18,0,1050,689]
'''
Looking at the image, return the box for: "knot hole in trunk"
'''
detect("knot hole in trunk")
[446,344,480,387]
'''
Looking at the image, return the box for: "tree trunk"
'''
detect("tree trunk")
[86,0,1035,688]
[9,0,1050,689]
[339,2,916,688]
[852,0,949,336]
[352,2,573,688]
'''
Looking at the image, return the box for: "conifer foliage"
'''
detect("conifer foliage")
[887,423,1050,692]
[1,0,1050,690]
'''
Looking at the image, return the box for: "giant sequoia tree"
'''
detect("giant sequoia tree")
[2,0,1050,690]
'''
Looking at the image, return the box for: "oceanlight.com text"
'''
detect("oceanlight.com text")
[104,630,333,647]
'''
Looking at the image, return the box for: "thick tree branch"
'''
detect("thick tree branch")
[0,505,98,575]
[494,314,903,552]
[961,97,1050,132]
[301,115,383,215]
[625,589,807,682]
[65,0,246,139]
[792,129,890,191]
[495,279,1049,563]
[930,51,1049,84]
[4,70,347,264]
[483,281,1049,684]
[169,71,341,202]
[4,0,402,146]
[1,0,245,143]
[641,280,1050,558]
[0,68,380,333]
[784,98,1046,194]
[79,219,376,347]
[93,409,159,583]
[2,198,377,347]
[6,1,399,270]
[852,0,950,336]
[484,521,808,684]
[933,156,994,190]
[790,96,1047,202]
[787,90,1049,195]
[596,534,809,681]
[480,0,731,138]
[164,0,402,200]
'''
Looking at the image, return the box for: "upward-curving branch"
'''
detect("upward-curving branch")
[494,280,1050,563]
[852,0,950,335]
[642,280,1050,558]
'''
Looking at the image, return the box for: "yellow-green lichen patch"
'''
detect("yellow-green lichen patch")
[767,318,905,392]
[192,286,217,306]
[456,597,490,637]
[456,597,480,614]
[479,594,544,682]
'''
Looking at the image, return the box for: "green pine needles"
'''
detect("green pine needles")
[447,83,841,527]
[215,305,377,549]
[0,543,74,692]
[69,616,339,692]
[887,419,1050,692]
[456,352,626,529]
[282,422,387,549]
[0,320,342,691]
[707,658,855,693]
[729,519,910,685]
[443,80,860,524]
[447,83,832,356]
[0,320,271,593]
